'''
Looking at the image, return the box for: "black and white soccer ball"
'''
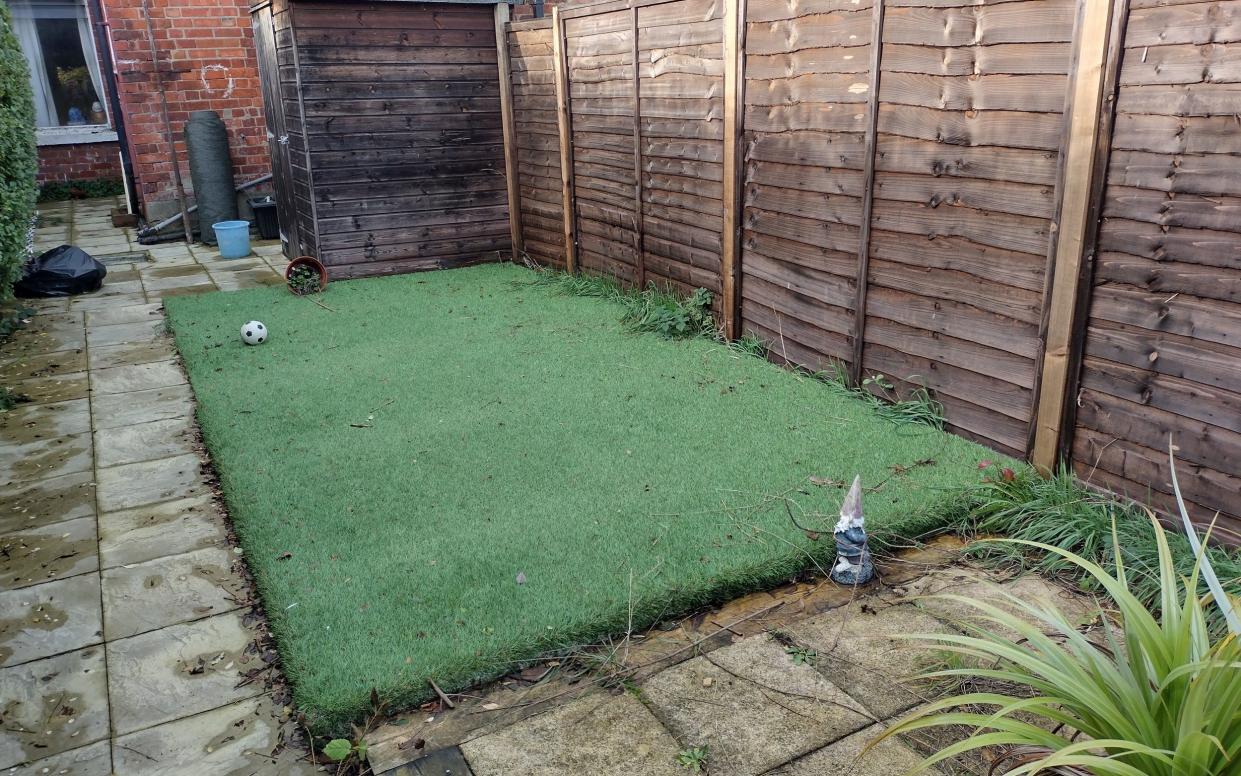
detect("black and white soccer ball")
[240,320,267,345]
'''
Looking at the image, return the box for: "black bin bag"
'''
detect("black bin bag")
[15,245,107,298]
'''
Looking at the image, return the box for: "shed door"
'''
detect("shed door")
[252,2,298,257]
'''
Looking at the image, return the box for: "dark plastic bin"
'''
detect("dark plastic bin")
[248,196,280,240]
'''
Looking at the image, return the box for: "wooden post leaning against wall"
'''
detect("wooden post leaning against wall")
[720,0,745,338]
[495,3,523,259]
[847,0,886,386]
[1030,0,1119,473]
[551,5,578,273]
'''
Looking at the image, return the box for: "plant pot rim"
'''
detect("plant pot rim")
[285,256,328,295]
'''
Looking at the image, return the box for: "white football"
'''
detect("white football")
[240,320,268,345]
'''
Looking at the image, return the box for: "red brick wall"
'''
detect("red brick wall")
[37,142,123,184]
[101,0,269,217]
[511,0,560,21]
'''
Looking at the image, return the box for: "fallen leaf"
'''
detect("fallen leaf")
[515,571,527,585]
[278,552,292,560]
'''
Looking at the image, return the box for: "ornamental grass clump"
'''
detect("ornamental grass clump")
[879,490,1241,774]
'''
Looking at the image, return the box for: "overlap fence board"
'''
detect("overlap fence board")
[500,0,1241,541]
[508,19,566,269]
[861,0,1076,457]
[738,0,872,370]
[1071,0,1241,542]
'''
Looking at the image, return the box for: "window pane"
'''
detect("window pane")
[35,17,102,127]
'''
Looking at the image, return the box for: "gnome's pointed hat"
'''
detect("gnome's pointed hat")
[834,475,863,533]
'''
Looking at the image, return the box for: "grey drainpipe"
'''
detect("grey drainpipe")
[86,0,139,215]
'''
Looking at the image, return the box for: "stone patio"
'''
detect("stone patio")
[1,197,313,775]
[1,198,1101,776]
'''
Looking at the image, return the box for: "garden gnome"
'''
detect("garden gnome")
[830,475,874,585]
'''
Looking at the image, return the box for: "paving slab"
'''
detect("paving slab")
[786,601,954,718]
[83,303,162,327]
[110,694,321,776]
[90,383,192,430]
[0,433,92,486]
[89,361,186,396]
[0,399,91,442]
[641,635,874,776]
[767,723,937,775]
[462,692,684,776]
[95,454,206,513]
[153,284,219,299]
[2,327,86,357]
[7,372,89,405]
[84,320,164,348]
[0,516,98,591]
[68,294,147,313]
[142,272,212,292]
[0,647,110,770]
[0,573,103,668]
[87,339,177,370]
[0,471,96,534]
[98,495,226,569]
[7,739,112,776]
[106,611,265,735]
[93,416,195,468]
[0,349,87,383]
[101,546,246,640]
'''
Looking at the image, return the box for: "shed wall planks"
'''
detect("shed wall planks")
[1072,0,1241,542]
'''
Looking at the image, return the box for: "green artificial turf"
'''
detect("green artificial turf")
[166,263,1001,732]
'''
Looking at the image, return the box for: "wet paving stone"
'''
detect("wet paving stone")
[8,739,112,776]
[641,635,874,776]
[90,361,185,396]
[0,471,96,535]
[101,547,247,640]
[2,328,86,358]
[83,303,162,328]
[90,383,192,431]
[786,601,956,719]
[0,516,99,591]
[0,573,103,668]
[94,416,194,468]
[110,694,322,776]
[95,454,206,513]
[0,433,92,486]
[6,372,89,405]
[0,647,110,770]
[68,294,147,313]
[84,320,165,348]
[98,495,226,569]
[463,692,684,776]
[0,349,87,383]
[106,612,265,736]
[0,399,91,442]
[87,339,176,371]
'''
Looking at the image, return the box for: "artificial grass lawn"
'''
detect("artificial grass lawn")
[166,263,999,732]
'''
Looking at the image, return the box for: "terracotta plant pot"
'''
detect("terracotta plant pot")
[285,256,328,295]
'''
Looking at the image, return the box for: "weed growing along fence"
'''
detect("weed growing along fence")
[497,0,1241,543]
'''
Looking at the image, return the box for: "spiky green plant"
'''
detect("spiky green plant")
[877,507,1241,776]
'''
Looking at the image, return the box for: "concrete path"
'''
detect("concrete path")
[1,198,317,775]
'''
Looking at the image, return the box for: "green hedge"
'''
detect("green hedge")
[0,4,37,300]
[38,178,125,202]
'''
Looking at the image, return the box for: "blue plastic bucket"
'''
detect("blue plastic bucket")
[212,220,252,259]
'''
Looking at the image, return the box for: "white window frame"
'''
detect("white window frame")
[9,0,119,146]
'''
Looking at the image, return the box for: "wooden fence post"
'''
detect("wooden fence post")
[630,6,646,288]
[847,0,886,386]
[720,0,745,338]
[1030,0,1122,472]
[495,3,523,260]
[551,5,577,274]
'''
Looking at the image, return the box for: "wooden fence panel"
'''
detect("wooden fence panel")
[508,19,566,269]
[860,0,1076,456]
[1073,0,1241,542]
[738,0,873,370]
[638,0,726,297]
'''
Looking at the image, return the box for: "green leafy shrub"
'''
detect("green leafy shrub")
[37,178,124,202]
[0,3,38,300]
[524,268,717,339]
[878,508,1241,776]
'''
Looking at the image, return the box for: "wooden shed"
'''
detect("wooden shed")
[249,0,518,278]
